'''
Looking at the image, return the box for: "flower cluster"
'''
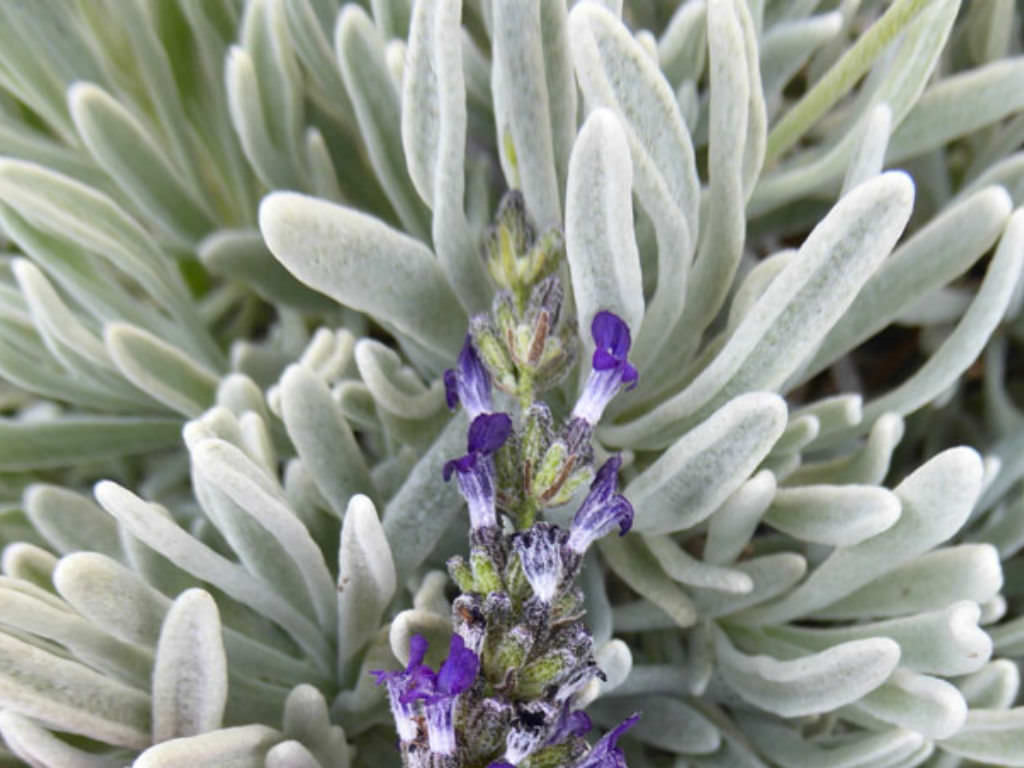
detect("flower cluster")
[376,196,640,767]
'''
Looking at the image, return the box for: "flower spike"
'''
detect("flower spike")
[445,334,493,419]
[567,456,634,555]
[572,311,638,425]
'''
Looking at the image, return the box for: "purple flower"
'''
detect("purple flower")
[567,456,634,555]
[374,633,480,756]
[572,312,638,425]
[370,634,434,742]
[444,335,492,419]
[443,413,513,530]
[572,714,639,768]
[513,523,567,603]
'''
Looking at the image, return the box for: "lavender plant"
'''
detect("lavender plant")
[0,1,1021,768]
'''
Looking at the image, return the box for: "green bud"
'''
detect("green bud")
[544,464,594,508]
[471,320,517,393]
[516,649,573,698]
[526,743,578,768]
[490,624,533,675]
[521,228,564,286]
[470,548,503,594]
[531,441,580,507]
[447,555,475,594]
[503,551,530,602]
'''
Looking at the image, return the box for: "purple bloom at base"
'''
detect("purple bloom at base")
[513,523,567,603]
[406,634,480,755]
[572,714,640,768]
[444,334,492,419]
[370,634,433,742]
[546,706,592,746]
[567,456,634,555]
[572,311,638,425]
[444,413,513,530]
[373,634,481,756]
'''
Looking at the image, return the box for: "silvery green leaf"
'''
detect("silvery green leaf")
[412,571,450,617]
[332,381,380,434]
[492,0,562,229]
[704,469,776,565]
[582,553,613,647]
[855,668,967,740]
[383,410,467,583]
[565,108,645,345]
[95,481,332,675]
[623,392,786,530]
[337,494,396,670]
[888,59,1024,164]
[789,413,904,486]
[336,6,431,242]
[606,173,913,448]
[265,740,322,768]
[736,447,983,625]
[967,492,1024,558]
[568,1,699,369]
[0,631,150,748]
[589,695,720,755]
[199,230,336,311]
[296,328,356,382]
[842,208,1024,438]
[0,161,221,367]
[24,484,122,559]
[12,259,152,408]
[738,714,926,768]
[370,0,412,39]
[842,103,893,194]
[0,416,181,470]
[658,0,707,87]
[691,552,807,618]
[801,186,1012,384]
[768,601,991,676]
[714,626,900,718]
[764,485,901,547]
[225,46,301,191]
[106,323,218,418]
[68,83,213,248]
[282,0,355,132]
[401,0,490,313]
[152,589,228,742]
[279,364,373,517]
[592,639,631,699]
[240,0,304,175]
[771,414,819,455]
[134,724,282,768]
[816,543,1003,620]
[683,0,765,338]
[0,710,131,768]
[389,609,452,668]
[282,684,352,767]
[189,438,337,636]
[957,659,1019,710]
[54,552,324,688]
[2,542,56,589]
[599,534,697,628]
[539,0,577,197]
[354,339,444,420]
[0,574,151,686]
[259,192,466,363]
[938,708,1024,767]
[760,12,843,114]
[643,534,753,593]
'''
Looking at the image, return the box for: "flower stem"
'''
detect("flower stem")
[764,0,932,166]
